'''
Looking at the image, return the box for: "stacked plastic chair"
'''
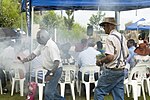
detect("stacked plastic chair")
[35,68,47,100]
[78,65,100,100]
[124,65,147,100]
[11,68,25,96]
[59,65,76,100]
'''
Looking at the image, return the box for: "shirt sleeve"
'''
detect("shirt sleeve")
[48,45,61,62]
[33,45,42,56]
[105,37,115,55]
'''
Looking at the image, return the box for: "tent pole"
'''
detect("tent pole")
[115,11,120,31]
[28,6,34,82]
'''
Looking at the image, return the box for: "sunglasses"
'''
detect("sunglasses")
[101,24,110,28]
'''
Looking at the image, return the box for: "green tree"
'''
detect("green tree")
[89,11,105,31]
[0,0,23,28]
[64,10,74,30]
[41,11,62,33]
[36,11,85,43]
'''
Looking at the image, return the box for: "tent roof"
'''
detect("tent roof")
[22,0,150,11]
[126,18,150,30]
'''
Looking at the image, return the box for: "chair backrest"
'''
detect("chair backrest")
[35,68,47,84]
[61,65,77,83]
[10,61,26,80]
[10,68,25,80]
[128,65,148,82]
[80,65,100,83]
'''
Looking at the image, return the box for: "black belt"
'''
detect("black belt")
[106,67,124,71]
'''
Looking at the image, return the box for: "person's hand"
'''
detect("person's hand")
[17,56,28,63]
[96,59,103,66]
[45,75,52,82]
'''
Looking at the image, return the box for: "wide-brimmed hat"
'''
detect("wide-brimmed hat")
[134,43,150,56]
[99,17,117,26]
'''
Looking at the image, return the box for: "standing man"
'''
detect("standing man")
[19,29,65,100]
[94,17,129,100]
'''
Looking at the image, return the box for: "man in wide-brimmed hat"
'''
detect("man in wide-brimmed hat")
[94,17,129,100]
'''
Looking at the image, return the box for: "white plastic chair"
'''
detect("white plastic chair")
[124,65,147,100]
[11,68,25,96]
[35,68,47,100]
[59,65,76,100]
[78,65,100,100]
[133,62,150,96]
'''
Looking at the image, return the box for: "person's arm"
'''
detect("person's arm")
[17,53,36,63]
[51,60,60,74]
[96,54,114,66]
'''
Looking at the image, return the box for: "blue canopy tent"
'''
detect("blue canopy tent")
[22,0,150,11]
[126,18,150,30]
[21,0,150,82]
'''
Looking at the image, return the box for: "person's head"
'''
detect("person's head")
[99,17,117,34]
[36,29,50,45]
[127,39,136,48]
[96,41,103,50]
[61,42,71,53]
[81,38,87,45]
[87,38,95,47]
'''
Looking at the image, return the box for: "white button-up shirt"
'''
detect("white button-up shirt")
[77,47,101,68]
[33,38,61,70]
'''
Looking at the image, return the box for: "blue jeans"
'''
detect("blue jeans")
[44,67,65,100]
[94,68,124,100]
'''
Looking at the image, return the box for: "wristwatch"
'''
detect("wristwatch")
[49,72,53,76]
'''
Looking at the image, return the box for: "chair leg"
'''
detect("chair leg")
[60,83,65,97]
[132,82,138,100]
[125,84,130,97]
[141,83,146,100]
[76,79,79,93]
[70,83,75,100]
[11,79,15,96]
[0,80,3,94]
[146,78,150,96]
[85,83,90,100]
[38,84,44,100]
[79,81,81,96]
[15,81,19,93]
[20,79,24,96]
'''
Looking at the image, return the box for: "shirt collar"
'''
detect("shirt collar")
[45,38,51,47]
[110,29,117,34]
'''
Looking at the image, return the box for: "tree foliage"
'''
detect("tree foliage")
[0,0,24,28]
[37,11,85,43]
[64,10,74,30]
[89,11,105,31]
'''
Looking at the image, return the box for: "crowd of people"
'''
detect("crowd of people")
[0,17,150,100]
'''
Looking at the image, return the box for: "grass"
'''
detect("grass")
[0,82,149,100]
[0,90,150,100]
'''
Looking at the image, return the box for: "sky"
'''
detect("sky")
[56,8,150,30]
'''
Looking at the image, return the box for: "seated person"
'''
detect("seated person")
[126,39,136,69]
[60,42,75,65]
[59,42,75,83]
[134,42,150,65]
[77,38,101,82]
[75,38,87,52]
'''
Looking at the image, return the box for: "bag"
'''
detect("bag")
[26,82,37,100]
